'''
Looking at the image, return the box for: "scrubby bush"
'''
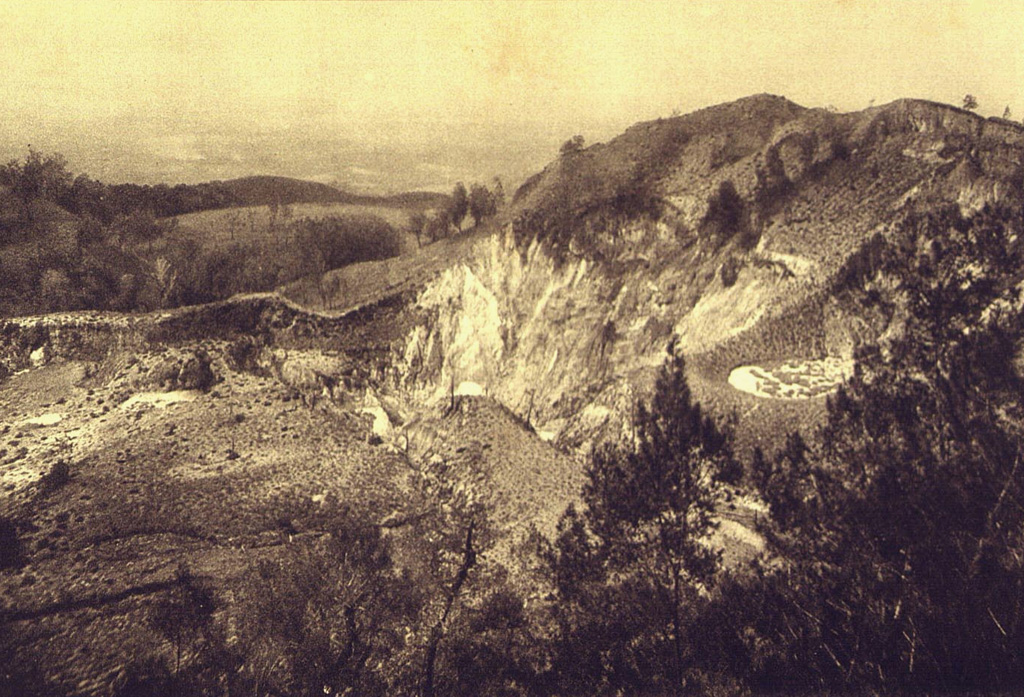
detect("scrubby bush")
[293,214,401,271]
[177,350,215,392]
[0,515,23,569]
[38,459,71,495]
[234,510,422,696]
[560,135,586,155]
[702,180,746,246]
[226,336,266,375]
[149,564,218,679]
[719,255,741,287]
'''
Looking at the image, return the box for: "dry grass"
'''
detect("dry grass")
[168,202,416,252]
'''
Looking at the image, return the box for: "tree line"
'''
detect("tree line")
[0,151,402,316]
[407,179,505,247]
[0,150,353,227]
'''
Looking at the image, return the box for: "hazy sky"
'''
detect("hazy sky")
[2,1,1022,189]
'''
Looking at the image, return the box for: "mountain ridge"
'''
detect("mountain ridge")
[7,94,1024,455]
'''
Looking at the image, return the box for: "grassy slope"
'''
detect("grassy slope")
[279,224,489,312]
[415,396,584,540]
[166,201,419,252]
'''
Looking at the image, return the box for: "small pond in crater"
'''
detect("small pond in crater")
[728,357,854,399]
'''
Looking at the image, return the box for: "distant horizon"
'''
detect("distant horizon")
[4,91,1015,197]
[0,115,630,195]
[3,1,1021,193]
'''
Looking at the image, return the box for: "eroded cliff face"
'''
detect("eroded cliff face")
[3,97,1022,457]
[392,230,638,447]
[388,222,781,449]
[378,97,1024,450]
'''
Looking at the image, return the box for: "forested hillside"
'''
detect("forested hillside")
[0,152,451,317]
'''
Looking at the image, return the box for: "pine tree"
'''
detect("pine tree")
[744,204,1024,691]
[550,346,734,694]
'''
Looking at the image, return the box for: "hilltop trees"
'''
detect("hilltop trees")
[0,145,408,315]
[415,180,504,246]
[560,135,586,155]
[491,177,505,209]
[963,94,979,111]
[450,183,469,231]
[1,149,253,224]
[409,210,428,248]
[469,183,497,226]
[0,148,72,210]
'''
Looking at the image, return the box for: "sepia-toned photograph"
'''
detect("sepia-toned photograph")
[2,1,1024,694]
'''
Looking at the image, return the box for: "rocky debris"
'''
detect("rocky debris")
[29,345,48,367]
[119,391,197,411]
[178,350,215,391]
[225,335,267,375]
[150,349,216,392]
[20,413,64,429]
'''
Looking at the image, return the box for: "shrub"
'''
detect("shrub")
[295,214,401,271]
[177,350,215,392]
[560,135,586,156]
[719,255,741,287]
[38,459,71,495]
[703,180,746,245]
[226,336,266,375]
[0,515,23,569]
[234,510,421,696]
[148,563,218,678]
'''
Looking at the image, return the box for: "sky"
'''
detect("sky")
[1,0,1022,191]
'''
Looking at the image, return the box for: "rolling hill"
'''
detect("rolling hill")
[213,175,449,210]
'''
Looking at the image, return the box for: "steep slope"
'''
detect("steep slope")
[360,96,1024,454]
